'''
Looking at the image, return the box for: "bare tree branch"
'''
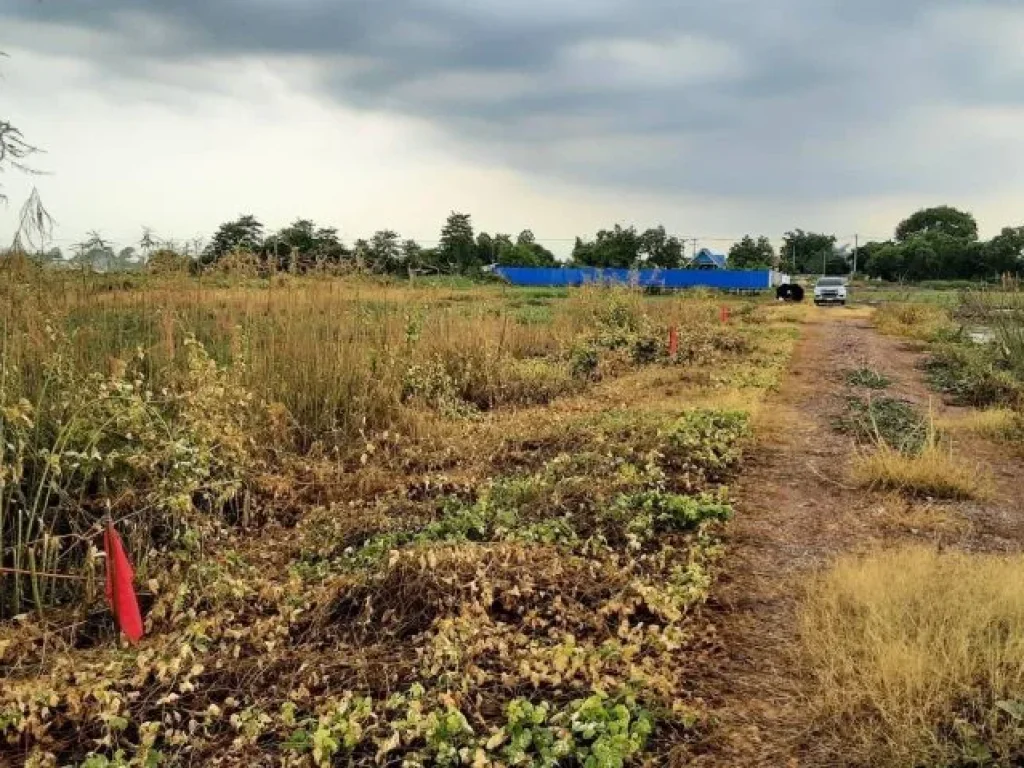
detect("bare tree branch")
[11,187,55,253]
[0,52,41,203]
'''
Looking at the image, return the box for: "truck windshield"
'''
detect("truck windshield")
[817,278,845,287]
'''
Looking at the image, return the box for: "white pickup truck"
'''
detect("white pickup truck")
[814,277,848,306]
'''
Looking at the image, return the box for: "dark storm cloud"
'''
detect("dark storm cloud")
[4,0,1024,199]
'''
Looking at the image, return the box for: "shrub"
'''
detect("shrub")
[1,334,266,617]
[569,345,600,380]
[630,335,661,364]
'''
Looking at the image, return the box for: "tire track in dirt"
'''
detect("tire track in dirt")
[681,308,1024,767]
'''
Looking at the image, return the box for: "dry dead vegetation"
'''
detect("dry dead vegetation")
[803,546,1024,767]
[0,271,801,767]
[795,295,1024,768]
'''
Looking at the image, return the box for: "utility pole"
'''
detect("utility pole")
[853,234,859,276]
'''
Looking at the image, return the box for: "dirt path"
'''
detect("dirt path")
[683,308,1024,767]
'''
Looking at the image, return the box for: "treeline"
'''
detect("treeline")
[199,215,702,274]
[12,205,1024,281]
[199,213,560,275]
[746,206,1024,280]
[859,207,1024,281]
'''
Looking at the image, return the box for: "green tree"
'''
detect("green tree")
[366,229,402,273]
[401,239,426,274]
[493,234,515,257]
[438,212,477,272]
[265,219,348,271]
[900,234,942,281]
[929,232,986,278]
[475,232,496,265]
[896,206,978,243]
[203,215,265,264]
[489,233,515,265]
[861,207,984,281]
[986,227,1024,276]
[514,241,558,267]
[728,235,775,269]
[865,243,903,281]
[639,226,684,268]
[781,230,837,273]
[573,225,642,268]
[855,241,886,275]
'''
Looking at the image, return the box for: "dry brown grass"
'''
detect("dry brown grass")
[802,546,1024,767]
[874,302,955,341]
[850,432,992,499]
[937,407,1022,441]
[871,495,972,539]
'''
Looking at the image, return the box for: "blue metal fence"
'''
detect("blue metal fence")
[493,267,772,290]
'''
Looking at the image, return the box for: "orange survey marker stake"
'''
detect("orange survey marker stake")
[104,521,144,643]
[668,326,678,357]
[719,305,730,324]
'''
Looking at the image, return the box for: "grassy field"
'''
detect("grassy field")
[7,271,1024,767]
[0,268,803,766]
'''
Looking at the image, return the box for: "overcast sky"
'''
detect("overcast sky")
[2,0,1023,255]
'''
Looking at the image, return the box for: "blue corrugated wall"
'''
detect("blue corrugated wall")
[493,267,771,290]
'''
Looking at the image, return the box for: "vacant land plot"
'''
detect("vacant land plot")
[5,274,1024,768]
[0,271,802,766]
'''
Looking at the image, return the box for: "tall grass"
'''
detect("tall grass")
[802,546,1024,767]
[937,407,1023,441]
[850,427,991,499]
[1,272,737,616]
[1,275,577,448]
[959,288,1024,376]
[874,302,956,341]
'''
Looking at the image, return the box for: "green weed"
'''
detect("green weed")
[835,396,928,454]
[846,367,892,390]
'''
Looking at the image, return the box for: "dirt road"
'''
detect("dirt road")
[685,309,1024,766]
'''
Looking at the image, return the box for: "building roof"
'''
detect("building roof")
[690,248,728,269]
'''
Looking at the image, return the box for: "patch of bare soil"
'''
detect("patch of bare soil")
[681,308,1024,767]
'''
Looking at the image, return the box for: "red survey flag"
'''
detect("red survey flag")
[104,521,144,643]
